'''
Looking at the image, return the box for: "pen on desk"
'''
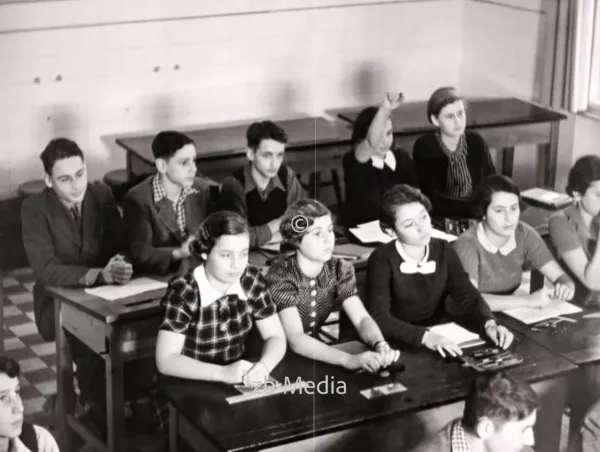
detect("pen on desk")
[556,316,577,323]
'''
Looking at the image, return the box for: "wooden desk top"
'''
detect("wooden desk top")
[162,332,575,452]
[327,97,567,136]
[116,116,347,166]
[498,311,600,366]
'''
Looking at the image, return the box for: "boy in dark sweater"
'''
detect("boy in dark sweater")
[218,121,307,247]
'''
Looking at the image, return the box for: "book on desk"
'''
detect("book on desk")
[348,220,457,244]
[521,188,574,209]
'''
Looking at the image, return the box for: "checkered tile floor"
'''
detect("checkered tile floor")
[2,268,56,422]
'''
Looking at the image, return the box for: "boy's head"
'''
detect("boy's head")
[463,372,538,452]
[245,121,288,180]
[0,357,24,439]
[152,131,197,189]
[40,138,87,205]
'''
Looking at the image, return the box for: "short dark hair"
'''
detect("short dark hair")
[280,199,331,249]
[463,372,539,431]
[0,357,20,379]
[566,155,600,197]
[246,121,288,151]
[151,131,194,161]
[190,211,250,263]
[470,175,526,219]
[380,184,432,231]
[40,138,84,175]
[427,86,463,123]
[351,106,378,144]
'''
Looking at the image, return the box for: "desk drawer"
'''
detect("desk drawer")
[62,303,107,354]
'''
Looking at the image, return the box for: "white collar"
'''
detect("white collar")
[395,240,430,265]
[371,150,396,171]
[476,223,516,256]
[193,265,247,307]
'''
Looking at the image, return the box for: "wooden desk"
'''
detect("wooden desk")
[328,98,567,187]
[115,117,349,187]
[49,279,169,452]
[163,333,575,452]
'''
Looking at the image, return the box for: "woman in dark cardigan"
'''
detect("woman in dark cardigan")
[366,184,513,357]
[343,92,418,226]
[413,87,496,219]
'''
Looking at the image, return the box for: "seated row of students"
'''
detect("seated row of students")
[343,86,496,226]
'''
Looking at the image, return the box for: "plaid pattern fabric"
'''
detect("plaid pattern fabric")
[152,175,198,237]
[153,264,276,432]
[265,256,357,336]
[450,419,472,452]
[436,133,472,199]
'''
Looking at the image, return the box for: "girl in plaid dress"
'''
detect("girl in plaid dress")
[152,211,286,432]
[266,199,399,373]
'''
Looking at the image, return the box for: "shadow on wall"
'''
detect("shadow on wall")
[351,61,388,107]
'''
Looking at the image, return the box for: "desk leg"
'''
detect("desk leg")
[169,404,178,452]
[0,267,4,354]
[106,325,125,452]
[532,377,567,452]
[55,297,75,451]
[545,120,560,189]
[126,151,132,182]
[501,147,515,178]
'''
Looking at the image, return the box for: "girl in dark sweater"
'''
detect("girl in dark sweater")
[413,87,496,219]
[366,184,513,357]
[343,93,419,226]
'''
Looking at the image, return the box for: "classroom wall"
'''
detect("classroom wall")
[0,0,464,200]
[460,0,554,188]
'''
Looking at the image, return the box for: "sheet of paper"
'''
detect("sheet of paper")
[258,242,281,253]
[430,229,457,242]
[84,277,167,301]
[429,322,484,346]
[503,301,582,324]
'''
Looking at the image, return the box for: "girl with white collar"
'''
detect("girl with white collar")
[453,175,574,311]
[366,184,513,357]
[153,211,286,432]
[342,92,419,226]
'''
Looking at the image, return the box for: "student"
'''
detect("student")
[549,155,600,307]
[413,87,496,219]
[454,175,575,311]
[123,130,218,275]
[366,184,513,357]
[21,138,134,436]
[579,398,600,452]
[0,357,60,452]
[153,211,286,431]
[408,372,538,452]
[218,121,307,247]
[342,92,418,226]
[266,199,399,373]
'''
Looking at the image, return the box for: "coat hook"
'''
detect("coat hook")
[55,74,62,82]
[34,77,41,84]
[174,64,180,71]
[153,66,160,73]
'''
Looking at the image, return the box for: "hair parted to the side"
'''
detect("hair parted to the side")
[151,131,194,161]
[462,372,539,431]
[379,184,432,231]
[246,121,288,151]
[470,175,526,219]
[280,199,331,249]
[189,211,250,263]
[426,86,464,123]
[40,138,84,175]
[0,356,20,379]
[566,155,600,197]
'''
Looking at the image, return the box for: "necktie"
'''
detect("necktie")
[70,205,81,230]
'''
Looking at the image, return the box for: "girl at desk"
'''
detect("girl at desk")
[412,87,496,219]
[549,155,600,307]
[153,211,286,432]
[366,184,513,357]
[343,92,419,226]
[266,199,399,373]
[453,175,575,311]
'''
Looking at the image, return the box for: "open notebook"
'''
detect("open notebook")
[503,301,582,324]
[84,277,167,301]
[521,188,574,209]
[429,323,485,349]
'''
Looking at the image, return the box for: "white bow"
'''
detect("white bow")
[399,261,436,274]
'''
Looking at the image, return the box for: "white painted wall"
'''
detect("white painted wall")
[0,0,463,199]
